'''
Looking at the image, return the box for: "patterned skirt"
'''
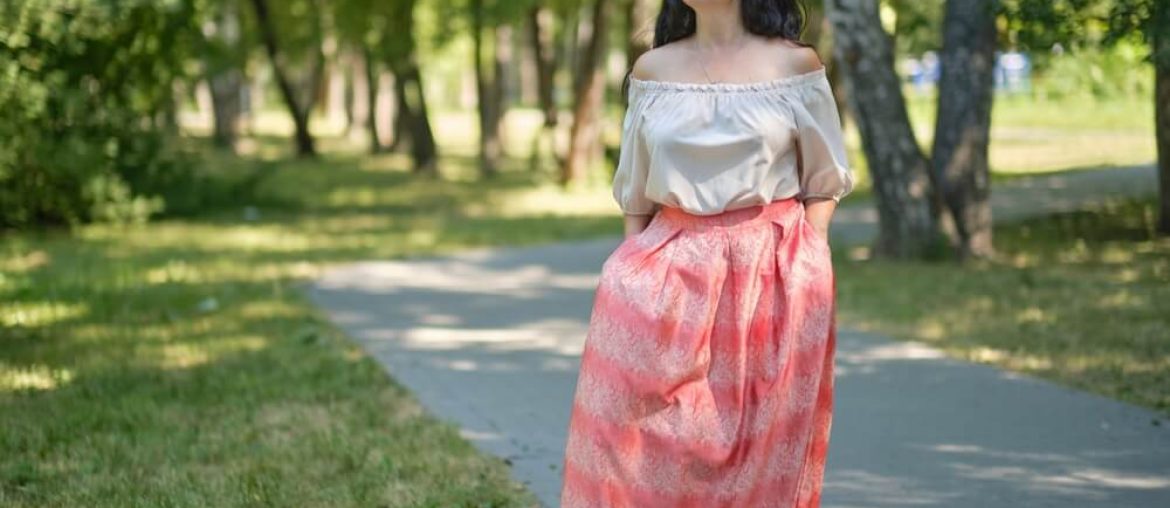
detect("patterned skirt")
[559,196,837,507]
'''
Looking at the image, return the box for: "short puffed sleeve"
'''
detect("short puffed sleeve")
[611,81,659,216]
[793,75,855,204]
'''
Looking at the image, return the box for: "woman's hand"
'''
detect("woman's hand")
[623,212,655,238]
[802,197,837,241]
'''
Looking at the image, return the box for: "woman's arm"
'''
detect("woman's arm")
[623,213,655,238]
[803,197,837,241]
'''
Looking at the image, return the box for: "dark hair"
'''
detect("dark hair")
[654,0,808,48]
[622,0,812,98]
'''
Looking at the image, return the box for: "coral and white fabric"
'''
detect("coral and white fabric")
[560,197,837,507]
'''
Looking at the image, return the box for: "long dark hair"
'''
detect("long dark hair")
[622,0,812,98]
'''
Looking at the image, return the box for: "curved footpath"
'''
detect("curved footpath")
[307,164,1170,507]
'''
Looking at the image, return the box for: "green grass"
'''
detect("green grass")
[904,91,1156,175]
[1,88,1163,504]
[835,195,1170,415]
[0,146,607,507]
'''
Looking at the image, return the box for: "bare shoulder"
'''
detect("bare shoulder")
[766,38,826,76]
[630,44,685,81]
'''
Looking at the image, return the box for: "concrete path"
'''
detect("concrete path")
[305,164,1170,507]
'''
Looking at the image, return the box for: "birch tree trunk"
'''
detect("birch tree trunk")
[824,0,942,259]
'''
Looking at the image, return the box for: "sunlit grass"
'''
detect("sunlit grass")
[835,196,1170,415]
[904,91,1156,174]
[0,149,585,506]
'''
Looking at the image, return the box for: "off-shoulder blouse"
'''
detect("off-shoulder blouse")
[612,66,855,216]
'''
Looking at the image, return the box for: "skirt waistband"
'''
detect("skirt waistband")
[656,197,803,231]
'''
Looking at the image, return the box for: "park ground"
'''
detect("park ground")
[2,95,1168,505]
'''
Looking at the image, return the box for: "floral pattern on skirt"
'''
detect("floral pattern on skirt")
[560,197,837,508]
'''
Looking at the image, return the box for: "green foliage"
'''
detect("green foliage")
[1032,41,1154,101]
[0,0,205,229]
[886,0,946,55]
[999,0,1107,52]
[1002,0,1169,69]
[1104,0,1170,68]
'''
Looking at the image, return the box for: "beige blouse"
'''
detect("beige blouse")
[612,67,855,216]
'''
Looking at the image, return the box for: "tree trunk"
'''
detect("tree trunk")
[1156,45,1170,235]
[209,69,243,149]
[206,3,243,150]
[1149,0,1170,235]
[360,49,383,153]
[345,48,373,146]
[824,0,941,259]
[391,64,438,173]
[494,23,513,157]
[472,0,504,177]
[248,0,316,157]
[932,0,998,259]
[389,70,407,153]
[564,0,610,185]
[529,6,558,128]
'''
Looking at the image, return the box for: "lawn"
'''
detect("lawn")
[0,150,576,507]
[835,195,1170,415]
[2,89,1164,505]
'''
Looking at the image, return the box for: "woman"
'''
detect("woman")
[559,0,854,506]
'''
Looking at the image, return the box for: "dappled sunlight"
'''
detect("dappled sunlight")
[1,249,50,273]
[3,301,88,328]
[0,364,75,393]
[462,181,619,218]
[837,197,1170,412]
[949,461,1170,494]
[234,300,306,320]
[990,132,1154,174]
[76,222,316,254]
[1095,289,1146,310]
[824,469,960,506]
[1015,305,1052,325]
[155,335,269,370]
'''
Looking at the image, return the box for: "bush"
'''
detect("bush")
[0,0,203,229]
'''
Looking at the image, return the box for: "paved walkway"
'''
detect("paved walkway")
[306,164,1170,507]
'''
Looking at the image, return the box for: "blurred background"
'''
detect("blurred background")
[1,0,1167,506]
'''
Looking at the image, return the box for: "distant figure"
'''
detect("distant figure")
[558,0,854,506]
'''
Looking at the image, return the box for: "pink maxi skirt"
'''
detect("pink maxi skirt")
[559,196,837,507]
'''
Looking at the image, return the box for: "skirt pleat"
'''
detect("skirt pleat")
[560,197,837,508]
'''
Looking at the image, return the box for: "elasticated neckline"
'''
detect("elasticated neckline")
[629,66,826,93]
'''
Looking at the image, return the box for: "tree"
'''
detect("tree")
[1106,0,1170,234]
[202,0,248,151]
[1,0,204,227]
[824,0,945,259]
[336,0,438,171]
[564,0,610,185]
[247,0,324,157]
[1004,0,1170,234]
[931,0,999,259]
[471,0,507,176]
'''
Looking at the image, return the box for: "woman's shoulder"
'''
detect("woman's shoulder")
[763,38,827,77]
[630,44,687,82]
